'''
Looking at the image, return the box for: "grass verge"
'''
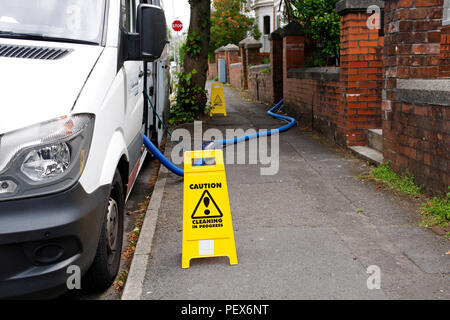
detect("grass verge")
[370,162,423,197]
[420,188,450,228]
[364,162,450,229]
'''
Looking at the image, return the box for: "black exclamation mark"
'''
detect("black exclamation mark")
[204,197,210,216]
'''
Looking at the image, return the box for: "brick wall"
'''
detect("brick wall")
[383,84,449,192]
[207,62,217,80]
[383,0,449,193]
[281,6,384,148]
[239,38,269,89]
[245,29,286,105]
[249,51,270,66]
[384,0,442,80]
[229,63,242,88]
[248,65,274,104]
[224,45,240,84]
[440,25,450,76]
[284,68,340,141]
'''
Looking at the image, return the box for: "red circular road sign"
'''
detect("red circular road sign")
[172,20,183,32]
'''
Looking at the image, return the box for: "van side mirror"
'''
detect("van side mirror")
[138,4,168,62]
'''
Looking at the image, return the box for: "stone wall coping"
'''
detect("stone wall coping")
[287,67,340,82]
[230,62,242,69]
[215,46,226,53]
[336,0,384,15]
[239,37,263,49]
[249,64,270,73]
[223,43,240,52]
[269,27,284,41]
[280,22,305,38]
[396,79,450,107]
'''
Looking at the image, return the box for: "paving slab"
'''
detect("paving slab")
[135,81,450,300]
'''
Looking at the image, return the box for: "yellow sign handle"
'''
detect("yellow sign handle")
[184,150,225,173]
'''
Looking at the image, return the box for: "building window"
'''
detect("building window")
[444,0,450,26]
[263,15,270,35]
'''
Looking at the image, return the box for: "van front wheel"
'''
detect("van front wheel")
[83,170,124,291]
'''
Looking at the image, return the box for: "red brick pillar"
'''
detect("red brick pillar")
[246,43,264,65]
[280,23,306,127]
[224,44,240,85]
[239,38,263,89]
[270,28,284,103]
[337,0,384,147]
[239,44,248,89]
[281,23,305,83]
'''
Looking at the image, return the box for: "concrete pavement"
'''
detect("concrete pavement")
[126,82,449,300]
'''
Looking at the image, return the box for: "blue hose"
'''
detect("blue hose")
[143,134,184,177]
[143,99,296,177]
[217,99,295,146]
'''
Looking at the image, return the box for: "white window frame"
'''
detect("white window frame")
[443,0,450,26]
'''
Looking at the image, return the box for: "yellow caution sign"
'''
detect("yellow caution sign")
[210,82,227,116]
[182,149,237,268]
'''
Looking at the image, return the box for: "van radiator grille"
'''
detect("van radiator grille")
[0,44,72,60]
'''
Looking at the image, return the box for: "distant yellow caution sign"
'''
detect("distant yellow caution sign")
[182,149,237,268]
[210,82,227,116]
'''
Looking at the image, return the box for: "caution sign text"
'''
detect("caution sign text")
[182,150,237,268]
[210,82,227,116]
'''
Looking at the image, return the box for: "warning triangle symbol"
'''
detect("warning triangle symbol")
[191,190,223,219]
[213,95,223,106]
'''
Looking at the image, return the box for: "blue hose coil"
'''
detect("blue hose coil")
[143,99,295,177]
[217,99,295,146]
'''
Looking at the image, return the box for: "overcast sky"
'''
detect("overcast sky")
[162,0,191,34]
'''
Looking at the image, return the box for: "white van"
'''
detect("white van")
[0,0,169,299]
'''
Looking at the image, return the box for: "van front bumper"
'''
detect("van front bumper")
[0,183,110,299]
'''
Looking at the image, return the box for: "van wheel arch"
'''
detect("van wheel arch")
[82,169,125,291]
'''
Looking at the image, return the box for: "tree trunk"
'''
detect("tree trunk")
[181,0,211,115]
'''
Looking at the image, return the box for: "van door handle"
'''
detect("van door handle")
[138,70,145,78]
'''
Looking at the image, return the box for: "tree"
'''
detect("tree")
[209,0,260,61]
[170,0,211,124]
[282,0,340,66]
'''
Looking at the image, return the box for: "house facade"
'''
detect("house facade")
[250,0,274,52]
[248,0,287,52]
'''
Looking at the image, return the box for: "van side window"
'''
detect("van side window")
[121,0,132,32]
[121,0,138,32]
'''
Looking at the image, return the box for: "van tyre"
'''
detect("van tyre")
[83,170,124,291]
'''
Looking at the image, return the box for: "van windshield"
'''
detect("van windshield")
[0,0,106,45]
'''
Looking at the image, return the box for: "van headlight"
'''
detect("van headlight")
[21,142,71,181]
[0,114,95,201]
